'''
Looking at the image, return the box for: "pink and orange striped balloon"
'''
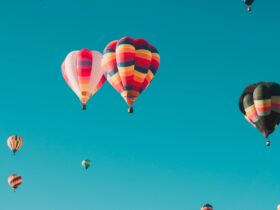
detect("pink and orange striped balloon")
[62,49,106,110]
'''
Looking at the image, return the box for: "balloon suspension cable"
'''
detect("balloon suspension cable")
[128,107,134,114]
[82,104,86,110]
[266,139,271,147]
[13,151,16,156]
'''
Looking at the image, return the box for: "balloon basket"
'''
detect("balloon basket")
[128,107,133,114]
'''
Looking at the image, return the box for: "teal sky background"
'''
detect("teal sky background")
[0,0,280,209]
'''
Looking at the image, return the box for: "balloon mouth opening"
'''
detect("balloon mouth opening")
[262,129,273,138]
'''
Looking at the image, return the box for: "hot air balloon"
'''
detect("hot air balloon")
[8,174,22,191]
[102,37,160,113]
[277,204,280,210]
[62,49,106,110]
[239,82,280,146]
[82,159,91,170]
[201,204,213,210]
[244,0,254,12]
[7,135,23,155]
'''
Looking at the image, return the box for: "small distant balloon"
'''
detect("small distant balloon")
[244,0,254,12]
[82,160,91,170]
[201,204,213,210]
[8,174,22,191]
[277,204,280,210]
[7,135,23,155]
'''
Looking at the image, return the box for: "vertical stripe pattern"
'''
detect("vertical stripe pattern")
[7,135,23,154]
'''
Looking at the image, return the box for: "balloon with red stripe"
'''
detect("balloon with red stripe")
[8,174,23,191]
[239,82,280,146]
[102,37,160,113]
[7,135,23,155]
[62,49,106,110]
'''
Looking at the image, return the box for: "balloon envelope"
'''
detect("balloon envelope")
[82,160,91,170]
[7,135,23,155]
[62,49,106,109]
[8,174,22,191]
[102,37,160,112]
[201,204,213,210]
[244,0,254,6]
[239,82,280,139]
[244,0,254,11]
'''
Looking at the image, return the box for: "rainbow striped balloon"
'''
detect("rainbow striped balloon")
[239,82,280,146]
[102,37,160,113]
[8,174,22,191]
[62,49,106,110]
[7,135,23,155]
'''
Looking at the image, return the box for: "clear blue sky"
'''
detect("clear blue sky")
[0,0,280,209]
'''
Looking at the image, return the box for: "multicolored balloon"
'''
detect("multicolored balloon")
[7,135,23,155]
[82,159,91,170]
[62,49,106,110]
[244,0,254,12]
[239,82,280,146]
[277,204,280,210]
[8,174,22,191]
[201,204,213,210]
[102,37,160,113]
